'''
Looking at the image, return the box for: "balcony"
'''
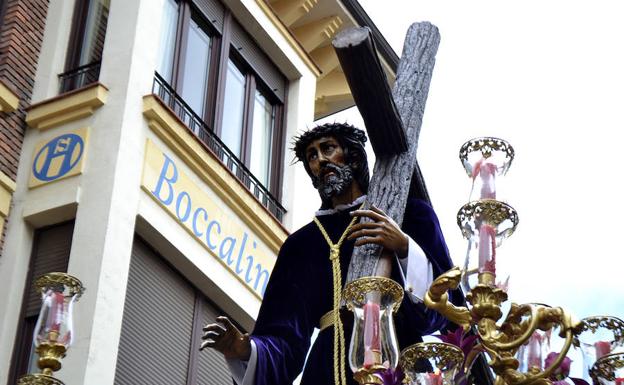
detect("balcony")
[151,73,286,222]
[58,61,101,94]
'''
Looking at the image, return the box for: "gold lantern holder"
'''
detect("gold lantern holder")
[343,277,404,385]
[18,273,85,385]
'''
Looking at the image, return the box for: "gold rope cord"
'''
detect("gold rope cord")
[313,212,360,385]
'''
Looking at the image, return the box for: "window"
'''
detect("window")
[156,0,179,84]
[179,18,213,118]
[250,90,274,187]
[154,0,287,212]
[60,0,111,93]
[221,59,246,158]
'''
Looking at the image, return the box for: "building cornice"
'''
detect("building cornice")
[0,79,19,113]
[26,83,108,130]
[0,170,16,222]
[255,0,322,77]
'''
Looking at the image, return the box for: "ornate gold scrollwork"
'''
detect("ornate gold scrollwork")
[590,353,624,384]
[459,137,515,164]
[574,316,624,347]
[17,373,66,385]
[400,342,464,372]
[343,276,404,313]
[425,267,583,385]
[35,272,85,298]
[424,267,472,331]
[457,200,519,240]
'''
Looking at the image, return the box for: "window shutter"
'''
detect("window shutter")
[114,238,195,385]
[194,0,224,33]
[25,222,74,317]
[196,298,235,383]
[230,20,286,102]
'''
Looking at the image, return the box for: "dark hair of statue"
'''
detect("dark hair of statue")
[293,123,370,207]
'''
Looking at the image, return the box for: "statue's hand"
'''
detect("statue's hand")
[348,205,408,258]
[200,316,251,360]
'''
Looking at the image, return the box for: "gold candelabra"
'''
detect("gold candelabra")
[345,137,622,385]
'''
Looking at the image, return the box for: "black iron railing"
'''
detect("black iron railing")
[58,61,101,94]
[152,72,286,222]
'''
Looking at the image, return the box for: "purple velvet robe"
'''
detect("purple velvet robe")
[249,199,462,385]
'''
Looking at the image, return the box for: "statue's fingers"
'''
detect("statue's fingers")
[202,330,221,340]
[216,316,237,332]
[354,236,383,247]
[203,323,226,333]
[348,228,382,240]
[349,222,379,233]
[200,339,216,351]
[351,209,385,222]
[369,204,387,216]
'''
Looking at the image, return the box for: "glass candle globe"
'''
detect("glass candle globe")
[32,273,84,374]
[343,277,404,376]
[576,316,624,381]
[457,200,518,290]
[459,137,514,202]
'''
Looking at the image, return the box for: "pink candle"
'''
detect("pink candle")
[46,292,65,335]
[527,333,543,370]
[595,341,612,359]
[473,158,497,199]
[426,371,443,385]
[478,224,496,274]
[363,300,381,368]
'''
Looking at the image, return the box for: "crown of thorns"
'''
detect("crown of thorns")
[292,123,367,163]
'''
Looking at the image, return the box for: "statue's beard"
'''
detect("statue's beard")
[312,163,355,202]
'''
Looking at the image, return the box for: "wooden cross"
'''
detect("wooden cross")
[332,22,440,282]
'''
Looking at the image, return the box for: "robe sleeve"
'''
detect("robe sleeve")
[247,235,316,385]
[394,198,465,337]
[397,236,434,302]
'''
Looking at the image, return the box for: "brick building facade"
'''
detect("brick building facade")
[0,0,49,247]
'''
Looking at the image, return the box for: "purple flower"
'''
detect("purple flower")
[433,328,480,362]
[544,352,589,385]
[376,367,405,385]
[544,352,572,380]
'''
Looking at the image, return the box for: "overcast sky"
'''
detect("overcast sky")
[291,0,624,376]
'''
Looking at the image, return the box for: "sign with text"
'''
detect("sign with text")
[141,139,275,298]
[29,127,89,188]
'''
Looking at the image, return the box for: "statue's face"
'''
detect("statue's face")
[305,136,355,201]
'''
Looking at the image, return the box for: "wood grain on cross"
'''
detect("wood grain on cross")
[332,22,440,282]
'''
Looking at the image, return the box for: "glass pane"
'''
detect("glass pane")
[221,60,246,158]
[180,19,211,118]
[78,0,111,65]
[156,0,179,84]
[250,90,274,188]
